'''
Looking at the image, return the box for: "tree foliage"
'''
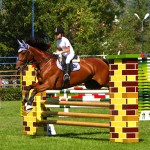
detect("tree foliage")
[107,0,150,54]
[0,0,149,56]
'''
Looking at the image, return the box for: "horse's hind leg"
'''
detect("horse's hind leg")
[84,79,103,89]
[93,69,109,88]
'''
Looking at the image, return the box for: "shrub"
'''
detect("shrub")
[0,87,22,101]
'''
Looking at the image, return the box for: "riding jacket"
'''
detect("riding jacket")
[56,36,75,64]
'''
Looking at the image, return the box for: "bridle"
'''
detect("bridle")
[17,49,34,68]
[17,40,57,72]
[17,47,53,71]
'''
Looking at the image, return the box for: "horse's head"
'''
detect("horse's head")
[15,40,34,71]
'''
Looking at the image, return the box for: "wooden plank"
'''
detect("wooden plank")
[0,70,18,73]
[40,120,110,128]
[0,75,20,77]
[42,111,110,119]
[41,100,110,107]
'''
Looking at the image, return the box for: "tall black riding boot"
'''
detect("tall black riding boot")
[63,64,70,81]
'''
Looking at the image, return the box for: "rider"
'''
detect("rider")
[54,26,75,81]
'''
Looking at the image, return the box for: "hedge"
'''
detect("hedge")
[0,87,22,101]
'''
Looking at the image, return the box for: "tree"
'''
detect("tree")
[1,0,137,56]
[106,0,150,54]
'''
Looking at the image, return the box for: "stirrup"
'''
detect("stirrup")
[63,73,70,81]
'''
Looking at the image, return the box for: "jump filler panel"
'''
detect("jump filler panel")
[107,54,139,143]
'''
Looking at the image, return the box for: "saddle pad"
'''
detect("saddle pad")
[56,59,80,71]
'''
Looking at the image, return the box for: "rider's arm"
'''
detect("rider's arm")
[56,47,61,51]
[56,46,70,54]
[62,46,70,53]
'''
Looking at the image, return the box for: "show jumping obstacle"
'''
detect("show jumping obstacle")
[21,54,140,143]
[108,54,139,143]
[46,88,109,113]
[22,65,110,134]
[46,87,109,102]
[138,57,150,120]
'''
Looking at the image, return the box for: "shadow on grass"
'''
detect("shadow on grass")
[28,131,109,141]
[139,139,144,142]
[52,131,109,141]
[28,134,145,144]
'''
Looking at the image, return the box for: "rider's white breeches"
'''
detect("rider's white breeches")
[65,53,75,64]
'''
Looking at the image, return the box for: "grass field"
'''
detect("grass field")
[0,101,150,150]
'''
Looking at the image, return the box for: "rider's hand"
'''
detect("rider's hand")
[53,51,62,55]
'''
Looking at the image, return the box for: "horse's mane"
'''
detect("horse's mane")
[25,37,50,51]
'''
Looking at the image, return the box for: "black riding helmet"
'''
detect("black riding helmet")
[54,26,64,35]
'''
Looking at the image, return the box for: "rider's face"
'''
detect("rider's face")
[55,33,62,39]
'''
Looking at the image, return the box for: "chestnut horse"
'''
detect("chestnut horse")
[16,39,109,111]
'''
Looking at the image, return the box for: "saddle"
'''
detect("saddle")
[57,54,80,72]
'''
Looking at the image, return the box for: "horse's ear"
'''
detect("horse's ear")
[22,40,29,49]
[17,40,22,46]
[22,40,26,45]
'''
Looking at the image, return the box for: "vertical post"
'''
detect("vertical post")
[138,57,150,120]
[134,13,150,53]
[22,65,46,135]
[107,54,140,143]
[32,0,34,38]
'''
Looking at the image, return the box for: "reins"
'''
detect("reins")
[21,48,54,71]
[17,42,58,72]
[39,58,52,70]
[29,51,58,71]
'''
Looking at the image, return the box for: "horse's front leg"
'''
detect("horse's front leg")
[25,83,50,111]
[24,85,33,103]
[24,82,40,102]
[25,88,37,111]
[27,89,37,105]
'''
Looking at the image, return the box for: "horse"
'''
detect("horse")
[16,39,109,111]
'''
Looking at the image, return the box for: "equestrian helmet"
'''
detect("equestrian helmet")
[54,26,64,35]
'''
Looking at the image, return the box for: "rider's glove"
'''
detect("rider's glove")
[54,51,62,55]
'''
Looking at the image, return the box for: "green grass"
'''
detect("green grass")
[0,101,150,150]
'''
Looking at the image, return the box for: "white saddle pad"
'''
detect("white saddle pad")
[56,59,80,71]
